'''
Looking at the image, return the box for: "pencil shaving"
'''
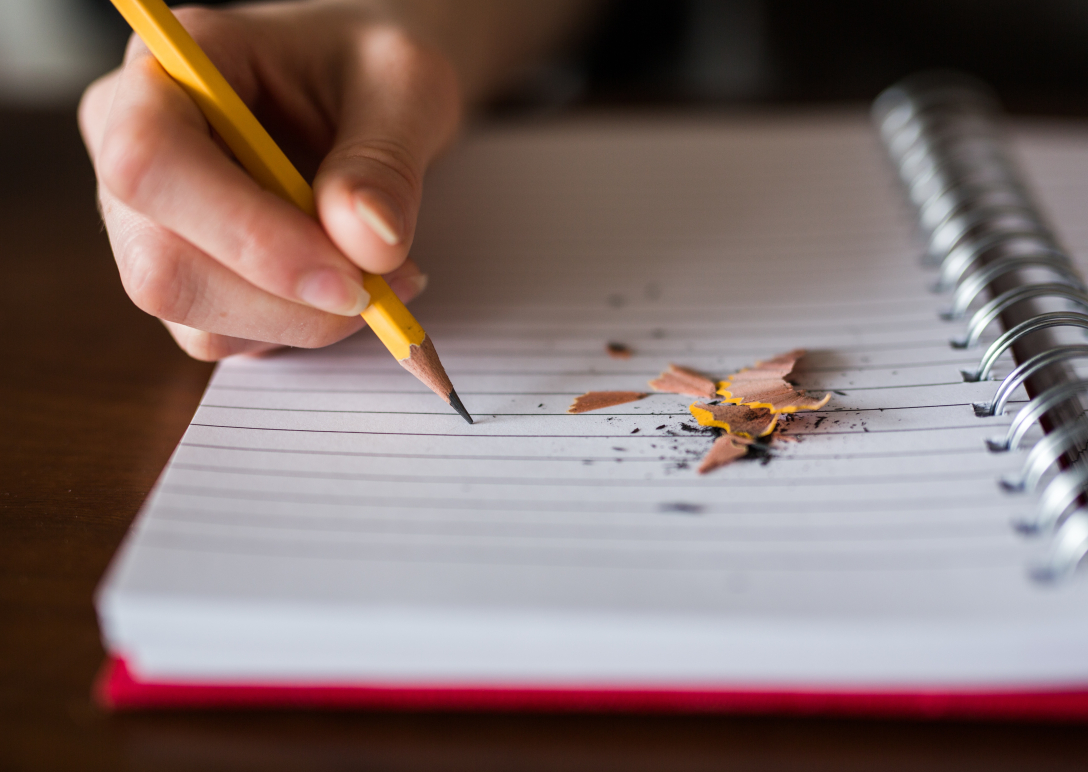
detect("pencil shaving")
[698,435,751,474]
[567,391,648,414]
[689,403,778,438]
[753,349,807,378]
[717,349,831,413]
[649,364,717,399]
[687,350,829,472]
[569,349,831,473]
[606,342,632,359]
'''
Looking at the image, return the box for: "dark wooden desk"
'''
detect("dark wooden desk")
[2,108,1086,771]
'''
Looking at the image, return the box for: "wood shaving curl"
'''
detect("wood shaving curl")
[568,391,648,414]
[716,349,831,414]
[648,364,717,399]
[698,435,752,474]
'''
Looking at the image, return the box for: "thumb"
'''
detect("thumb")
[314,26,461,280]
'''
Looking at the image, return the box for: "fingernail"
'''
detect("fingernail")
[297,269,371,316]
[388,272,429,301]
[354,188,403,246]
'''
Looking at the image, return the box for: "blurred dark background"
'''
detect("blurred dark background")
[581,0,1088,113]
[6,0,1088,113]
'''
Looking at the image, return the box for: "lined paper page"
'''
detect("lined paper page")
[99,114,1088,687]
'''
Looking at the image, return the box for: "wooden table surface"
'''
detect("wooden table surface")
[2,107,1087,771]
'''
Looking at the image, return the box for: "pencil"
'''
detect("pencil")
[108,0,473,424]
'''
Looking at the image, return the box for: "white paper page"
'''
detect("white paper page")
[98,113,1088,688]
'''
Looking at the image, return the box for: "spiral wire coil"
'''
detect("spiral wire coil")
[872,72,1088,581]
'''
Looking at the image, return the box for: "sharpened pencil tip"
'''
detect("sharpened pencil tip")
[448,388,473,424]
[397,335,472,423]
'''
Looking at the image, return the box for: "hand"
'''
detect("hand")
[78,1,461,360]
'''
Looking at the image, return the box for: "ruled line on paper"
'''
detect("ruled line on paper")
[176,441,1003,462]
[128,534,1030,575]
[195,398,1025,414]
[145,492,1008,531]
[130,510,1030,563]
[223,350,1010,373]
[148,499,1009,533]
[399,316,960,336]
[188,422,1016,438]
[155,482,1002,509]
[166,461,1008,488]
[147,511,1013,548]
[194,393,999,416]
[148,505,1010,539]
[145,495,1017,548]
[415,293,935,308]
[203,381,981,397]
[158,465,1009,495]
[204,358,983,384]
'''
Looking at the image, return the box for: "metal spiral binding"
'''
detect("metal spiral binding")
[952,284,1088,349]
[988,378,1088,453]
[974,345,1088,418]
[873,71,1088,580]
[942,256,1083,321]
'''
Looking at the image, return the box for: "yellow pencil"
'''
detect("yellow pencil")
[108,0,473,423]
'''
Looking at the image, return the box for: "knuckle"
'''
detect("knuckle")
[78,71,117,132]
[365,26,460,111]
[117,232,194,323]
[355,139,423,196]
[172,6,229,41]
[380,29,429,72]
[172,8,252,93]
[366,26,444,76]
[231,208,283,274]
[96,111,160,207]
[301,329,348,350]
[292,316,364,350]
[324,133,423,206]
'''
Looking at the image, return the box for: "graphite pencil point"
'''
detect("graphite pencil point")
[448,388,474,424]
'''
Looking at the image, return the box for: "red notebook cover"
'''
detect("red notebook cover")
[95,657,1088,721]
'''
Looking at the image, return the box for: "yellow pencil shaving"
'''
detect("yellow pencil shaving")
[713,349,830,414]
[715,382,831,414]
[689,403,779,438]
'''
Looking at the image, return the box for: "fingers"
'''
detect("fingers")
[103,187,370,347]
[162,321,282,362]
[157,253,430,362]
[95,45,371,318]
[158,259,429,361]
[103,185,428,360]
[383,256,430,303]
[315,26,462,275]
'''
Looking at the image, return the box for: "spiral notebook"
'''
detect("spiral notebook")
[95,78,1088,718]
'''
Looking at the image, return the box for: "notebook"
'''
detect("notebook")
[94,83,1088,718]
